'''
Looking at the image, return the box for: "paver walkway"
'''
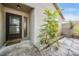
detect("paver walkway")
[0,37,79,56]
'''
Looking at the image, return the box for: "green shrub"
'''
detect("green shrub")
[38,9,60,46]
[73,25,79,34]
[69,20,74,29]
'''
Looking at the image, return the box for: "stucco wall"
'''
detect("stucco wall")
[61,21,79,37]
[61,22,71,36]
[0,4,5,46]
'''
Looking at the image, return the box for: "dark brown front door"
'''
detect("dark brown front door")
[6,13,22,41]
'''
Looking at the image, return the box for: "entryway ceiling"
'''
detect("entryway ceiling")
[2,3,33,13]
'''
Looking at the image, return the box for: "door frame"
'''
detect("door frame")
[6,12,22,41]
[22,16,30,40]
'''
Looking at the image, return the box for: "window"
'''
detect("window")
[9,16,20,34]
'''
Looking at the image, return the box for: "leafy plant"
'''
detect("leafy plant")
[69,20,74,29]
[38,9,61,50]
[69,20,75,37]
[73,25,79,34]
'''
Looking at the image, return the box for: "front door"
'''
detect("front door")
[6,13,22,41]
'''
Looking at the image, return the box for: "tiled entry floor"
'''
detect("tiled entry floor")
[0,37,79,56]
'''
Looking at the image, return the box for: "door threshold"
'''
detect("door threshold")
[5,39,21,46]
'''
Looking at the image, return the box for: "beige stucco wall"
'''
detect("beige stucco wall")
[61,21,79,37]
[61,22,71,36]
[0,4,5,46]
